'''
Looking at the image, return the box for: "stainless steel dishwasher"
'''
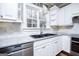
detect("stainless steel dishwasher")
[0,42,33,56]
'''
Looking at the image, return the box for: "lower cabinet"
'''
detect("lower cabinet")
[33,36,62,56]
[56,38,62,54]
[49,42,57,56]
[50,38,62,55]
[34,43,51,56]
[33,36,71,56]
[62,36,71,53]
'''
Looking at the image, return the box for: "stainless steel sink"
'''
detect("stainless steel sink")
[30,33,56,38]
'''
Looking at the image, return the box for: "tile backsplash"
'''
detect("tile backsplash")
[0,22,21,34]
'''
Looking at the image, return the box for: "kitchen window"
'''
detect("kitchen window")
[27,19,37,27]
[40,20,46,28]
[26,6,37,28]
[39,12,46,28]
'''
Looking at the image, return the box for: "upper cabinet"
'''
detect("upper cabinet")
[58,4,72,26]
[57,3,79,26]
[57,7,65,25]
[50,4,73,26]
[0,3,20,22]
[60,3,79,26]
[64,4,72,25]
[49,6,59,26]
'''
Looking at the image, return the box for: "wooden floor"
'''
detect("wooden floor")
[57,53,68,56]
[57,51,79,56]
[57,51,73,56]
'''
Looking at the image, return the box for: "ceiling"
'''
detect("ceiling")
[33,3,70,9]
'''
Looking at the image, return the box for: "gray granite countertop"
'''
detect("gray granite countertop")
[0,32,63,48]
[1,32,79,48]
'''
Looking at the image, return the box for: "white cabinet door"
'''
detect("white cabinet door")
[57,8,65,25]
[34,48,44,56]
[50,15,58,26]
[45,13,50,28]
[50,42,57,56]
[64,5,72,25]
[34,44,48,56]
[56,38,62,54]
[44,43,52,56]
[51,37,62,55]
[34,47,45,56]
[62,36,71,53]
[49,6,59,26]
[34,36,63,56]
[51,40,61,55]
[1,3,18,20]
[34,43,52,56]
[57,4,73,26]
[48,43,54,56]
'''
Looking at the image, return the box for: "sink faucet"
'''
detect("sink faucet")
[40,22,43,35]
[40,27,43,35]
[40,23,44,35]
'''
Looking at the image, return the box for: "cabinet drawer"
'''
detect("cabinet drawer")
[34,43,50,50]
[34,39,49,47]
[34,37,58,47]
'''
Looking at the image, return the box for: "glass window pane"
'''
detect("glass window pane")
[26,6,37,28]
[27,19,32,27]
